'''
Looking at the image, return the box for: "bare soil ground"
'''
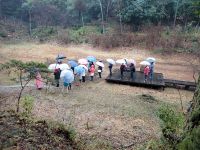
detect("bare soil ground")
[0,111,77,150]
[0,42,199,81]
[0,42,198,149]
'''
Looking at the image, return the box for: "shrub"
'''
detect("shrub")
[57,30,71,44]
[20,95,34,119]
[157,105,185,145]
[89,33,145,48]
[32,26,57,41]
[0,30,7,37]
[178,127,200,150]
[81,139,113,150]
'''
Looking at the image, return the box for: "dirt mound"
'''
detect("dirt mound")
[0,111,77,150]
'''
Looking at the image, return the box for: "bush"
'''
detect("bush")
[32,26,57,41]
[57,26,101,44]
[20,95,34,119]
[158,26,200,54]
[0,30,7,37]
[157,105,185,145]
[178,127,200,150]
[57,30,71,44]
[89,33,145,48]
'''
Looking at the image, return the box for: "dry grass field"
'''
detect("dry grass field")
[0,42,198,149]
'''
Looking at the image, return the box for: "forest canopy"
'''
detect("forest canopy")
[0,0,199,29]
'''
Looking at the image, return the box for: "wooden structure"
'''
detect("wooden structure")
[164,79,196,91]
[105,69,165,89]
[105,69,196,91]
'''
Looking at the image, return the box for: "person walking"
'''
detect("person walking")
[149,62,154,81]
[89,65,95,81]
[130,63,136,80]
[144,65,150,82]
[98,65,103,78]
[54,68,61,87]
[35,71,43,90]
[89,62,94,69]
[120,63,126,79]
[63,80,72,93]
[81,69,86,82]
[108,63,113,76]
[71,66,75,73]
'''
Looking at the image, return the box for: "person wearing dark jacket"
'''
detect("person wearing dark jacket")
[149,62,154,81]
[98,66,103,78]
[120,63,126,79]
[108,63,113,76]
[130,63,136,80]
[54,68,61,87]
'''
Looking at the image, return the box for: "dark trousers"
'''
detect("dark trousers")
[121,70,124,78]
[82,76,85,82]
[68,83,72,90]
[90,76,94,81]
[150,72,153,81]
[71,67,74,73]
[131,71,135,80]
[55,79,59,87]
[98,72,102,78]
[144,75,148,81]
[109,68,112,76]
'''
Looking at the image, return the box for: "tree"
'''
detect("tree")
[22,0,34,36]
[74,0,86,27]
[0,60,48,112]
[98,0,105,34]
[115,0,125,34]
[193,0,200,25]
[172,0,194,28]
[178,75,200,149]
[120,0,167,29]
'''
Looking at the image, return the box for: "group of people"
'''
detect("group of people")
[118,61,154,82]
[51,60,104,91]
[88,61,103,80]
[35,57,155,91]
[119,63,136,80]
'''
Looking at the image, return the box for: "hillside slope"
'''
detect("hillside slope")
[0,111,77,150]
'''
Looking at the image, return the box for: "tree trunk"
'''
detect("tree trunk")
[173,0,179,28]
[98,0,105,34]
[178,89,184,113]
[119,14,122,34]
[17,87,23,112]
[29,9,32,36]
[106,0,111,21]
[16,79,32,112]
[81,12,84,27]
[0,1,2,19]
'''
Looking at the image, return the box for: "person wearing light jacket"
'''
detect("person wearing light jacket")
[144,65,150,82]
[89,65,95,81]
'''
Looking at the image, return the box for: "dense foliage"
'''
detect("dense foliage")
[178,76,200,150]
[0,0,199,29]
[149,76,200,150]
[0,1,199,53]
